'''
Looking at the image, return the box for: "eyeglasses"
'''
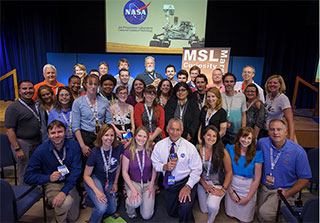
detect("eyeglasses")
[177,88,187,93]
[118,92,128,96]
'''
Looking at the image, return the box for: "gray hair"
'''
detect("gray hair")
[243,65,255,74]
[145,56,155,63]
[168,118,184,129]
[43,64,57,74]
[269,119,287,130]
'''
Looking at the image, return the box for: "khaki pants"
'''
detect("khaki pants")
[257,184,298,222]
[45,183,80,223]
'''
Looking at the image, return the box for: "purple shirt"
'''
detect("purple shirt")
[126,95,137,107]
[124,148,153,182]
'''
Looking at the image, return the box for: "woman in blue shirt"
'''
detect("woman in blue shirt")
[84,124,124,223]
[225,127,263,222]
[48,86,74,139]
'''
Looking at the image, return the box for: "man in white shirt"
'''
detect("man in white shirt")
[114,58,134,86]
[234,65,265,103]
[151,118,202,222]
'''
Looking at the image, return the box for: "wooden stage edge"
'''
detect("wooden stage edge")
[1,101,319,148]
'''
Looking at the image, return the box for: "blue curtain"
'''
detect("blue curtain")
[0,2,62,100]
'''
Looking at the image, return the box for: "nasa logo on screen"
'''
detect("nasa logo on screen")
[123,0,151,25]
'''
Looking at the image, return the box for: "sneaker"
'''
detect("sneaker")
[126,210,137,218]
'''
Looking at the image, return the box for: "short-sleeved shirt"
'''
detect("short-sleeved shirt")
[226,144,263,179]
[222,92,247,135]
[86,145,124,183]
[257,137,312,189]
[199,107,227,132]
[124,148,153,182]
[265,93,291,129]
[5,99,41,143]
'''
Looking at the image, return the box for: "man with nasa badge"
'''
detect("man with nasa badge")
[151,118,202,222]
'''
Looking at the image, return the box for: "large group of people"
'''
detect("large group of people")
[4,56,312,223]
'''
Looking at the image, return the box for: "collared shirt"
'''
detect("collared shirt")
[207,83,225,93]
[151,137,202,188]
[33,80,65,101]
[113,83,132,94]
[71,94,112,132]
[257,137,311,189]
[136,71,164,85]
[48,108,73,136]
[234,80,265,103]
[24,138,82,195]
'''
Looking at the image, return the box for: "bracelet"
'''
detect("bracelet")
[184,184,191,190]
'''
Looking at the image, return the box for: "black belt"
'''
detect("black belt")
[133,179,149,184]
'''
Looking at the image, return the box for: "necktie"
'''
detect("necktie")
[163,142,175,189]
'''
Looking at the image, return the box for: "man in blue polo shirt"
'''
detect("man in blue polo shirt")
[24,120,82,223]
[256,119,311,222]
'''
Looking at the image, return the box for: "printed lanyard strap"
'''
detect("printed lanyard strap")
[224,95,233,118]
[270,147,282,175]
[149,73,155,81]
[144,104,153,131]
[52,147,66,166]
[202,146,212,178]
[85,95,99,123]
[18,99,40,122]
[61,111,72,128]
[135,149,145,180]
[205,109,217,126]
[178,99,187,120]
[100,146,113,180]
[199,93,206,110]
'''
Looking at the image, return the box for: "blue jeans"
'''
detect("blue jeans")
[84,175,116,223]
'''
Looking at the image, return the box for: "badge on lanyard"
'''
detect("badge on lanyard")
[58,165,69,180]
[105,181,109,192]
[168,176,175,185]
[266,174,275,186]
[227,121,231,128]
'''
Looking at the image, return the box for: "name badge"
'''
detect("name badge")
[168,176,175,185]
[57,165,69,181]
[227,121,231,129]
[266,174,275,186]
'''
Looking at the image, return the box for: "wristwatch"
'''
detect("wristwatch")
[14,147,21,152]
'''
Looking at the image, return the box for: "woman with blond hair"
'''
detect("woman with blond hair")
[261,75,294,140]
[74,63,87,88]
[198,87,227,144]
[225,127,263,222]
[122,126,156,220]
[84,124,124,223]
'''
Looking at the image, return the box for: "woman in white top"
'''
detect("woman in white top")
[110,85,135,148]
[261,75,294,140]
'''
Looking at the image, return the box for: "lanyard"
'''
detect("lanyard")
[52,147,66,166]
[135,149,145,184]
[100,146,113,180]
[269,147,282,176]
[205,108,217,126]
[178,99,187,120]
[100,93,115,105]
[85,95,99,124]
[144,104,153,131]
[117,103,128,130]
[224,95,233,117]
[149,73,155,81]
[61,111,72,128]
[18,98,40,122]
[198,93,206,110]
[202,146,212,178]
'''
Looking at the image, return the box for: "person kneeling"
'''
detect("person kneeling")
[122,126,156,220]
[83,124,124,223]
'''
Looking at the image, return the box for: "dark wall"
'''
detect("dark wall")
[1,0,319,107]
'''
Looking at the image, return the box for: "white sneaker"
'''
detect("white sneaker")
[126,210,137,218]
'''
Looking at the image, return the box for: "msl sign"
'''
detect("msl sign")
[182,48,231,84]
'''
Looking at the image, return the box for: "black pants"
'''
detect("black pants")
[165,177,197,222]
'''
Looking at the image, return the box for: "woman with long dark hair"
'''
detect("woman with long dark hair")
[126,78,146,107]
[225,127,263,222]
[164,82,200,144]
[156,79,173,107]
[48,86,74,139]
[197,125,232,223]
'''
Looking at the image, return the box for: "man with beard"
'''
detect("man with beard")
[5,80,42,185]
[192,74,208,110]
[165,64,177,86]
[136,56,164,86]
